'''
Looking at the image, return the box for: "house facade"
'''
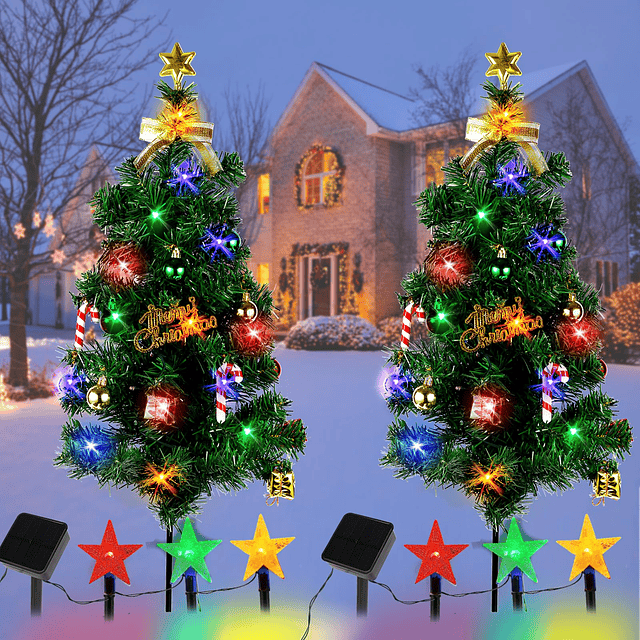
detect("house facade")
[245,60,639,329]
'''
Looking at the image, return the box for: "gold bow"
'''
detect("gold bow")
[460,110,548,176]
[134,106,222,176]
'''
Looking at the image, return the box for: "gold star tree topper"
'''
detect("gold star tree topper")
[230,514,294,580]
[159,42,196,88]
[556,513,621,580]
[485,42,522,88]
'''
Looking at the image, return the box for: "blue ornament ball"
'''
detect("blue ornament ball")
[52,364,87,402]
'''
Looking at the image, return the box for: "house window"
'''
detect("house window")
[303,148,339,206]
[258,174,270,214]
[425,146,446,186]
[257,263,269,285]
[596,260,618,297]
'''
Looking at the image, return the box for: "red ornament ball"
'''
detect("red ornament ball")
[556,315,602,358]
[230,314,274,357]
[424,242,473,290]
[99,242,148,290]
[464,383,513,432]
[138,384,188,432]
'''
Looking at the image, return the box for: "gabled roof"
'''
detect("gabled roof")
[271,59,638,170]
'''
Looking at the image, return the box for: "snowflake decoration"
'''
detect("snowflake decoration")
[52,249,66,265]
[526,225,566,262]
[201,227,239,262]
[167,160,203,195]
[44,214,56,237]
[493,159,528,195]
[13,223,25,239]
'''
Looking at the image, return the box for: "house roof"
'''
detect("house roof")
[272,59,638,171]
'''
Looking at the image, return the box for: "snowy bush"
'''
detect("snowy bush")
[377,315,430,347]
[284,314,385,350]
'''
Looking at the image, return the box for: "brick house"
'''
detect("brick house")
[245,60,638,329]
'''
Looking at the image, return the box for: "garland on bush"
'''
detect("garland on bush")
[294,145,345,210]
[274,242,357,328]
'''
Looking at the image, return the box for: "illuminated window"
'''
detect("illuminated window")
[258,174,270,214]
[424,145,445,186]
[257,263,269,285]
[303,149,339,206]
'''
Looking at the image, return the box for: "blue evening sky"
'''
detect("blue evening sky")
[134,0,639,163]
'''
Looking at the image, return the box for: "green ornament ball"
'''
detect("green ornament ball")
[490,257,511,280]
[164,257,186,280]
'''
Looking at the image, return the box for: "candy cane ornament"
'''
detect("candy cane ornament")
[400,301,426,351]
[216,362,243,423]
[74,301,100,350]
[541,362,569,423]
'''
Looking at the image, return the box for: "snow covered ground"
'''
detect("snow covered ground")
[0,322,638,640]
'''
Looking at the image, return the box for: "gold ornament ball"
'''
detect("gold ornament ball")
[412,382,437,411]
[87,376,111,410]
[236,292,258,323]
[562,294,584,321]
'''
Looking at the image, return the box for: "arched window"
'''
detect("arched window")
[295,145,344,209]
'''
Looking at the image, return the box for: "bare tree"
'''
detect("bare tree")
[545,87,632,284]
[211,82,271,247]
[0,0,166,386]
[409,45,479,136]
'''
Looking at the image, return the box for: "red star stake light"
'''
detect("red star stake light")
[404,520,469,585]
[78,520,142,584]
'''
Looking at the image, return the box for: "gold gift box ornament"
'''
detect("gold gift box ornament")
[267,469,295,506]
[592,470,621,505]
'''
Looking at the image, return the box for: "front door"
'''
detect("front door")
[299,254,337,319]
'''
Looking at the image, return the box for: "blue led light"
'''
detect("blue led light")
[167,159,203,195]
[68,423,118,471]
[382,365,412,400]
[493,159,528,195]
[393,424,442,471]
[526,225,566,262]
[201,226,240,262]
[52,364,87,402]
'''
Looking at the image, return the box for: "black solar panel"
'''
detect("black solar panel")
[0,513,69,580]
[321,512,395,580]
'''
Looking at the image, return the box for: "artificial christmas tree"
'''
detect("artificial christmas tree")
[54,43,306,530]
[381,43,631,531]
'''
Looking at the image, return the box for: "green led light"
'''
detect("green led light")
[438,312,446,320]
[112,313,119,320]
[243,427,252,435]
[151,210,161,219]
[569,427,578,435]
[477,210,486,219]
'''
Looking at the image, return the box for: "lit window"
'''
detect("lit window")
[258,174,270,214]
[303,149,339,206]
[257,263,269,285]
[424,146,445,186]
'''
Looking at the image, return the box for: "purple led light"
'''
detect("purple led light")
[493,160,528,195]
[167,160,203,195]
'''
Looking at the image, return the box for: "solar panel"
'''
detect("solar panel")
[0,513,69,581]
[321,512,395,580]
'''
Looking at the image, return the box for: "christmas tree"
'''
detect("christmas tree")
[381,44,631,530]
[54,43,305,529]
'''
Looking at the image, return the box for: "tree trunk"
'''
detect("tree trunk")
[8,274,29,387]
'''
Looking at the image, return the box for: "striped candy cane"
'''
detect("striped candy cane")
[74,301,100,350]
[216,362,243,423]
[400,300,426,351]
[541,362,569,423]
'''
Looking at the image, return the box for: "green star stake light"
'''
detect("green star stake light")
[483,517,547,583]
[158,518,222,582]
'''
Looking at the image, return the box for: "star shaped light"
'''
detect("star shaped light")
[485,42,522,87]
[405,520,468,585]
[556,514,620,580]
[13,223,25,239]
[52,249,66,265]
[78,520,143,584]
[159,42,196,87]
[230,514,294,580]
[483,518,547,583]
[157,518,222,583]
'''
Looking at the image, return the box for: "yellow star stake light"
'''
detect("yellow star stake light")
[230,514,294,580]
[485,42,522,88]
[556,513,621,580]
[159,42,196,88]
